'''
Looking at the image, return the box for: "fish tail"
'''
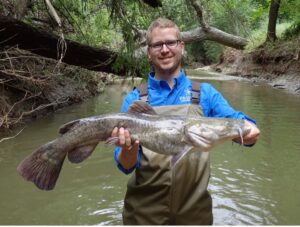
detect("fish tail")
[17,143,66,190]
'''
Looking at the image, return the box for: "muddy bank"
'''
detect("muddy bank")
[0,48,115,134]
[209,37,300,96]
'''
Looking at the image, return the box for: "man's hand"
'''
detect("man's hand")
[112,127,139,170]
[234,120,260,146]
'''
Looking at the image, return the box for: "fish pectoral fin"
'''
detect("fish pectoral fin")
[67,143,98,163]
[170,145,193,167]
[105,137,119,146]
[187,105,203,117]
[127,100,157,115]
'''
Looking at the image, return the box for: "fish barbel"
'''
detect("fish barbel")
[17,102,250,190]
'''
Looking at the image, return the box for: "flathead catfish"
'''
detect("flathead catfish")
[17,102,250,191]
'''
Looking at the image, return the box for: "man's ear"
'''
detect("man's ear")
[147,48,151,61]
[180,41,185,55]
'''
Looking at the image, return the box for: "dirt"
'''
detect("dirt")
[0,48,115,134]
[211,37,300,96]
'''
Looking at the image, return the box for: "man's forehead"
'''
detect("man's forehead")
[149,27,178,42]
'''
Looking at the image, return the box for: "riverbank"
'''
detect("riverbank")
[0,48,116,133]
[207,37,300,96]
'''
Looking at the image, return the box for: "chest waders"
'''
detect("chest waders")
[122,82,213,225]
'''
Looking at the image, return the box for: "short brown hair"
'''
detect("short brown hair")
[146,17,181,45]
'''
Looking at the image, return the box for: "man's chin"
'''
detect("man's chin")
[157,65,180,75]
[159,62,175,71]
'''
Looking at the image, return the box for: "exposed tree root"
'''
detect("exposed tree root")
[0,47,106,132]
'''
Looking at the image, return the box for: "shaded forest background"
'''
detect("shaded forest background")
[0,0,300,135]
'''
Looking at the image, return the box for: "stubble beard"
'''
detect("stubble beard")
[154,57,182,79]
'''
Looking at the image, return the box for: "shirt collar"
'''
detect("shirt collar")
[148,70,187,90]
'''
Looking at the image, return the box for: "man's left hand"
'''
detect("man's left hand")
[234,120,260,146]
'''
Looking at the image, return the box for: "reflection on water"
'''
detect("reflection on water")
[1,73,300,225]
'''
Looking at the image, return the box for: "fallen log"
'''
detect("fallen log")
[0,16,118,73]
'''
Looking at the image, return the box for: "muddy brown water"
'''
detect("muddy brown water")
[1,71,300,225]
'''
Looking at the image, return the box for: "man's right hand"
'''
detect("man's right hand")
[112,127,139,170]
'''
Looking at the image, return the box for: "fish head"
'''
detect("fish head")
[184,118,246,150]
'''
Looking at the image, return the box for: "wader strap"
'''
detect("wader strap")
[134,83,148,102]
[135,81,201,104]
[191,81,200,104]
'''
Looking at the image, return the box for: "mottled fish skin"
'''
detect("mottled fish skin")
[17,112,249,191]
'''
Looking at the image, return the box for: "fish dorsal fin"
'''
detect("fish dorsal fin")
[58,119,80,135]
[187,105,203,117]
[128,100,157,115]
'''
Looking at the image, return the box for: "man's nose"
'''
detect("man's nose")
[161,43,169,52]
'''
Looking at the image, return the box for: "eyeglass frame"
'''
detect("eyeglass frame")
[148,39,182,51]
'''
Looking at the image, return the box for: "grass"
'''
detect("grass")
[245,21,293,51]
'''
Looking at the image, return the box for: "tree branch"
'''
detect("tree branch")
[0,127,25,143]
[189,0,209,31]
[181,26,248,49]
[44,0,62,27]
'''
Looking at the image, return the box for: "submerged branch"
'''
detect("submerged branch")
[0,127,25,143]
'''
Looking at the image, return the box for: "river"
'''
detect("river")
[1,70,300,225]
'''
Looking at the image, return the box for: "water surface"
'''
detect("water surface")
[1,71,300,225]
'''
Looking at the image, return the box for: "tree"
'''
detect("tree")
[266,0,281,42]
[0,0,253,75]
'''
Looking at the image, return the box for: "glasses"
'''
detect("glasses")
[149,40,181,51]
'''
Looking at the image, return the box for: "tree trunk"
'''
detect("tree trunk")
[266,0,281,42]
[0,16,118,73]
[15,0,32,19]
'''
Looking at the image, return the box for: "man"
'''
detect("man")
[112,17,260,225]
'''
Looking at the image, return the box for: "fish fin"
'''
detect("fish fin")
[17,143,66,190]
[67,143,98,163]
[58,120,80,135]
[187,105,203,117]
[128,100,157,115]
[170,146,193,167]
[105,137,119,145]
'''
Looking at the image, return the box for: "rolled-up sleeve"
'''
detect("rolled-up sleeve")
[200,83,256,124]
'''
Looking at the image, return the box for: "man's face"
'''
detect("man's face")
[147,27,184,77]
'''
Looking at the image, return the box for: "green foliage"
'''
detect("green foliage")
[14,0,300,68]
[280,0,300,22]
[52,0,122,48]
[185,41,223,64]
[112,19,150,77]
[202,42,224,63]
[113,51,150,78]
[246,22,293,50]
[282,22,300,40]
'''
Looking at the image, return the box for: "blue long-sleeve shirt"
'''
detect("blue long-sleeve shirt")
[114,71,256,174]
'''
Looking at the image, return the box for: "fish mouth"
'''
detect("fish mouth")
[186,131,213,150]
